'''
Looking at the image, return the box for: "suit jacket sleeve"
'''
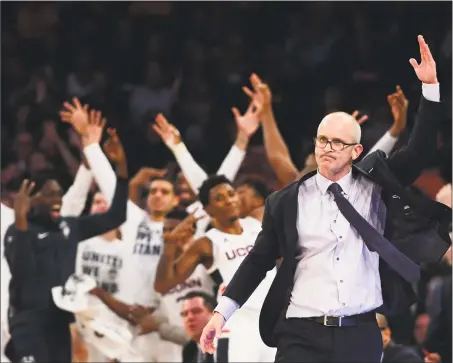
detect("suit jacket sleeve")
[385,93,442,186]
[71,177,128,241]
[222,195,280,307]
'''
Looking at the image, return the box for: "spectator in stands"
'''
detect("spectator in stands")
[377,314,424,363]
[181,292,216,363]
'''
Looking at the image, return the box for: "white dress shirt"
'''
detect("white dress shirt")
[286,170,385,317]
[214,82,441,322]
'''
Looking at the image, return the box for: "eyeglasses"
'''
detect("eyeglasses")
[314,136,358,151]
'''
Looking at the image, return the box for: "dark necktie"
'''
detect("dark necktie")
[327,183,420,283]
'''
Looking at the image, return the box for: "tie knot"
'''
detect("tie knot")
[327,182,343,196]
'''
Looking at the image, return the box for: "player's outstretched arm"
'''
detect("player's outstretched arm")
[155,215,212,294]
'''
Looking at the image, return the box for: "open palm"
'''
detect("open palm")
[409,35,437,84]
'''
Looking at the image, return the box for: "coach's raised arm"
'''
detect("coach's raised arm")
[200,35,450,363]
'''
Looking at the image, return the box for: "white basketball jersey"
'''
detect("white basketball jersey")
[116,204,164,307]
[74,237,132,361]
[160,265,215,326]
[205,217,276,311]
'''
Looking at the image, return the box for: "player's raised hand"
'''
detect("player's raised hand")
[387,85,409,137]
[14,179,35,217]
[153,113,182,149]
[60,97,90,135]
[409,35,437,84]
[164,212,201,245]
[103,128,126,165]
[351,110,369,126]
[232,99,262,138]
[82,109,106,146]
[242,73,272,115]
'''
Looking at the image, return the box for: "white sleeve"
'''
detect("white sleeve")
[216,145,246,182]
[172,143,208,193]
[214,296,240,322]
[1,203,14,226]
[1,203,15,255]
[74,242,86,275]
[60,165,93,217]
[422,83,440,102]
[1,259,11,323]
[83,144,117,203]
[366,131,399,157]
[83,143,146,225]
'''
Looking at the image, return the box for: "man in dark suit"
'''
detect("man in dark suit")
[200,35,451,362]
[377,313,423,362]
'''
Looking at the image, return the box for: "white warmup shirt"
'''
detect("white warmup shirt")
[206,217,276,311]
[205,217,278,362]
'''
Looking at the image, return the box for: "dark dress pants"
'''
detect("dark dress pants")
[274,317,383,363]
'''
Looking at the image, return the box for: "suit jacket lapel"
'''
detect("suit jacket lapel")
[283,182,299,257]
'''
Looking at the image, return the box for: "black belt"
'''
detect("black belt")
[305,311,376,327]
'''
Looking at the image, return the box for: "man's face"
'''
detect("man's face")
[315,116,363,176]
[181,297,213,342]
[146,179,178,214]
[206,183,240,222]
[14,132,33,160]
[90,192,108,214]
[377,315,391,349]
[237,184,262,217]
[29,152,50,174]
[34,179,63,220]
[413,314,430,345]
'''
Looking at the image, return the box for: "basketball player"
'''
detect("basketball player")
[135,211,216,361]
[73,189,130,362]
[0,143,94,363]
[154,175,277,362]
[153,103,260,238]
[158,211,216,329]
[63,102,180,362]
[236,177,271,222]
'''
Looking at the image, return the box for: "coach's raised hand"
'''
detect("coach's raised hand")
[410,35,437,84]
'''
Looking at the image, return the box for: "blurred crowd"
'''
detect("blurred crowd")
[1,2,452,363]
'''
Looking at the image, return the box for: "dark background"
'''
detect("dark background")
[1,1,451,190]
